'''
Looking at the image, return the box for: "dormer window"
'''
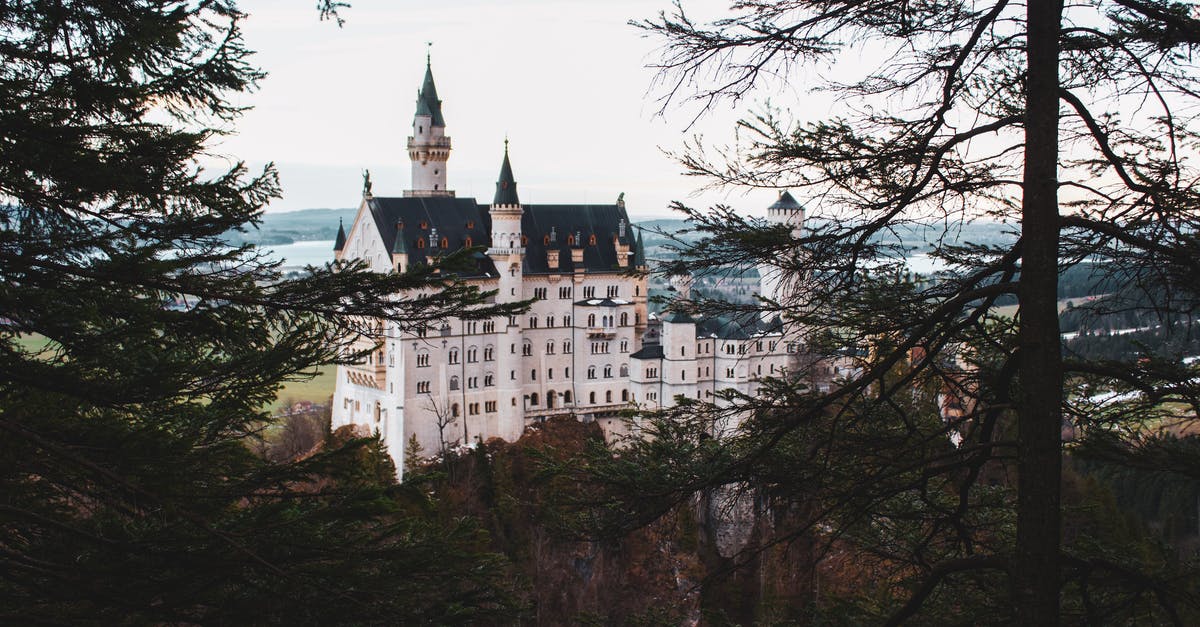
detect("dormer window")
[440,237,449,248]
[543,235,551,246]
[420,221,428,229]
[520,235,528,246]
[467,220,475,229]
[416,239,425,249]
[588,234,597,246]
[567,235,575,246]
[465,236,473,247]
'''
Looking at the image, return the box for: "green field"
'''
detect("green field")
[12,333,333,413]
[272,364,336,411]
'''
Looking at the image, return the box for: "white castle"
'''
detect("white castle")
[330,59,810,474]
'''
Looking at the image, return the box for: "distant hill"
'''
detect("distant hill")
[243,209,1016,253]
[631,217,1016,253]
[227,208,357,245]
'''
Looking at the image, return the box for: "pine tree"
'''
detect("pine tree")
[562,0,1200,622]
[0,2,522,623]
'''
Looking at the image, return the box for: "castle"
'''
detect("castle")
[330,59,807,473]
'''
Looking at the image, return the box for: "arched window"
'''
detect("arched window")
[530,392,539,406]
[587,365,596,379]
[603,365,612,378]
[621,389,629,402]
[521,235,528,246]
[420,220,428,229]
[588,234,597,245]
[440,236,449,248]
[589,391,596,404]
[619,364,629,377]
[605,390,613,403]
[620,312,628,326]
[588,313,596,326]
[416,238,425,249]
[543,234,551,245]
[449,348,459,364]
[449,376,460,390]
[451,403,460,417]
[546,390,555,408]
[564,390,573,403]
[464,236,473,247]
[567,235,575,246]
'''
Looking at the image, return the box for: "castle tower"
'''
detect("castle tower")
[487,142,526,441]
[405,56,453,197]
[759,190,805,314]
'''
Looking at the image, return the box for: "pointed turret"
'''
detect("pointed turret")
[768,190,802,212]
[333,218,347,252]
[634,229,646,268]
[415,58,446,127]
[406,55,453,197]
[493,142,520,206]
[391,228,407,254]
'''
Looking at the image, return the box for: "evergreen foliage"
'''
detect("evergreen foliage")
[0,2,523,623]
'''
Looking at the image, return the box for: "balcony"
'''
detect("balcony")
[586,326,616,338]
[406,136,452,148]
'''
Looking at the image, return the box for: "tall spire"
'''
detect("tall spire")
[406,52,453,197]
[333,218,347,252]
[415,54,445,127]
[634,229,646,268]
[493,140,519,206]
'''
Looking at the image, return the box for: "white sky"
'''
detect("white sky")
[216,0,808,219]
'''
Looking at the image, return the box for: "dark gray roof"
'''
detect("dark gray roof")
[415,61,445,127]
[769,190,803,211]
[357,196,634,276]
[630,344,664,360]
[493,147,519,206]
[366,197,495,277]
[521,203,633,274]
[333,218,346,252]
[695,311,784,340]
[660,310,696,324]
[633,229,646,268]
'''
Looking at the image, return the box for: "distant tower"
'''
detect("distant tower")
[405,54,453,197]
[759,190,806,312]
[487,142,525,441]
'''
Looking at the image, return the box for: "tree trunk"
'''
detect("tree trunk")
[1016,0,1065,623]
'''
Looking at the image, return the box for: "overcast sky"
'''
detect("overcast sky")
[216,0,816,219]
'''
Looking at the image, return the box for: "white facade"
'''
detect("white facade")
[331,62,809,476]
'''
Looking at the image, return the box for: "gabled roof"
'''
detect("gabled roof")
[415,60,446,127]
[353,196,635,277]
